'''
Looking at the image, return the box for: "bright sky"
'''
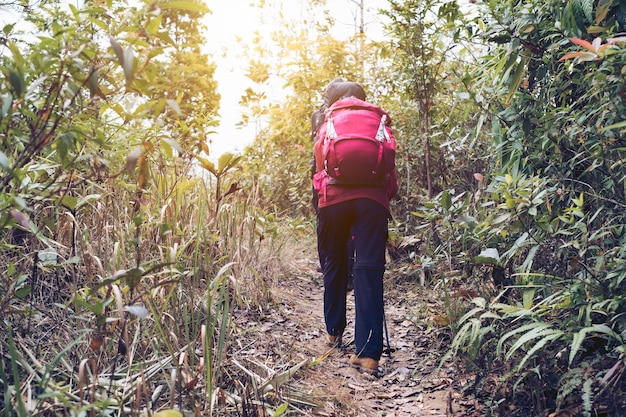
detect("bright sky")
[0,0,386,160]
[202,0,386,159]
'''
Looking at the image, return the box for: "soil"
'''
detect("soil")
[237,251,480,417]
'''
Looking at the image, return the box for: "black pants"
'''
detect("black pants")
[317,198,388,360]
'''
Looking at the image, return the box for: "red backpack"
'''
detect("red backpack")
[314,97,396,189]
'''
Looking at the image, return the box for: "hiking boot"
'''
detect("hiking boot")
[327,334,342,348]
[349,354,379,377]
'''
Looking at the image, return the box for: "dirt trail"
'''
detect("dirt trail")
[262,255,477,417]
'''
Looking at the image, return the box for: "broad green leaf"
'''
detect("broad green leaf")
[497,322,549,355]
[0,150,8,170]
[272,402,289,416]
[146,16,162,35]
[76,194,101,210]
[441,190,452,210]
[87,16,109,31]
[569,327,592,365]
[517,332,562,370]
[217,152,241,174]
[38,248,58,265]
[459,216,477,227]
[87,68,98,97]
[8,67,24,97]
[2,92,12,116]
[109,36,124,66]
[124,268,143,290]
[492,213,510,224]
[505,324,556,360]
[59,195,78,210]
[162,138,183,154]
[197,155,216,175]
[3,23,15,35]
[68,3,79,19]
[123,47,134,82]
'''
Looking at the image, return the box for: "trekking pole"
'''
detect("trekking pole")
[383,306,392,357]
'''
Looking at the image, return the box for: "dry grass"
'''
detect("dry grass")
[0,175,315,416]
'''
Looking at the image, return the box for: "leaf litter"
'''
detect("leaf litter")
[252,254,480,416]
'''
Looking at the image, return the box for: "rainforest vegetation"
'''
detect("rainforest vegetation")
[2,0,626,415]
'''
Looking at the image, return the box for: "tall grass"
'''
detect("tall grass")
[0,171,301,416]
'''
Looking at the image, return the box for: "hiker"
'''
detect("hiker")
[311,78,356,291]
[311,80,398,377]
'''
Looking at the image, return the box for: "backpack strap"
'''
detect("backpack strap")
[325,115,337,140]
[376,114,391,142]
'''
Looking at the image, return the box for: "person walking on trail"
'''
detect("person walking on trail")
[311,79,398,377]
[310,78,356,291]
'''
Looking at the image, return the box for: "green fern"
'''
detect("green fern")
[556,368,582,405]
[582,378,593,417]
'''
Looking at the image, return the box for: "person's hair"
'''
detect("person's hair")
[311,79,366,140]
[324,81,366,106]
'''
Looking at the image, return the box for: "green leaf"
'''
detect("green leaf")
[15,285,31,299]
[581,0,594,22]
[87,68,99,97]
[76,194,101,210]
[162,138,183,155]
[601,120,626,131]
[197,155,217,175]
[505,56,528,104]
[109,36,124,67]
[87,16,109,31]
[522,288,535,309]
[272,402,289,416]
[59,196,78,210]
[2,92,13,117]
[3,23,15,35]
[505,324,555,360]
[261,359,307,393]
[0,150,8,170]
[569,326,592,365]
[516,332,562,370]
[474,248,500,265]
[217,152,241,175]
[441,190,452,210]
[166,99,181,115]
[497,322,547,355]
[123,47,135,82]
[146,16,162,35]
[8,67,24,97]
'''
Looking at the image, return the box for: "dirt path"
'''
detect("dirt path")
[259,255,477,416]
